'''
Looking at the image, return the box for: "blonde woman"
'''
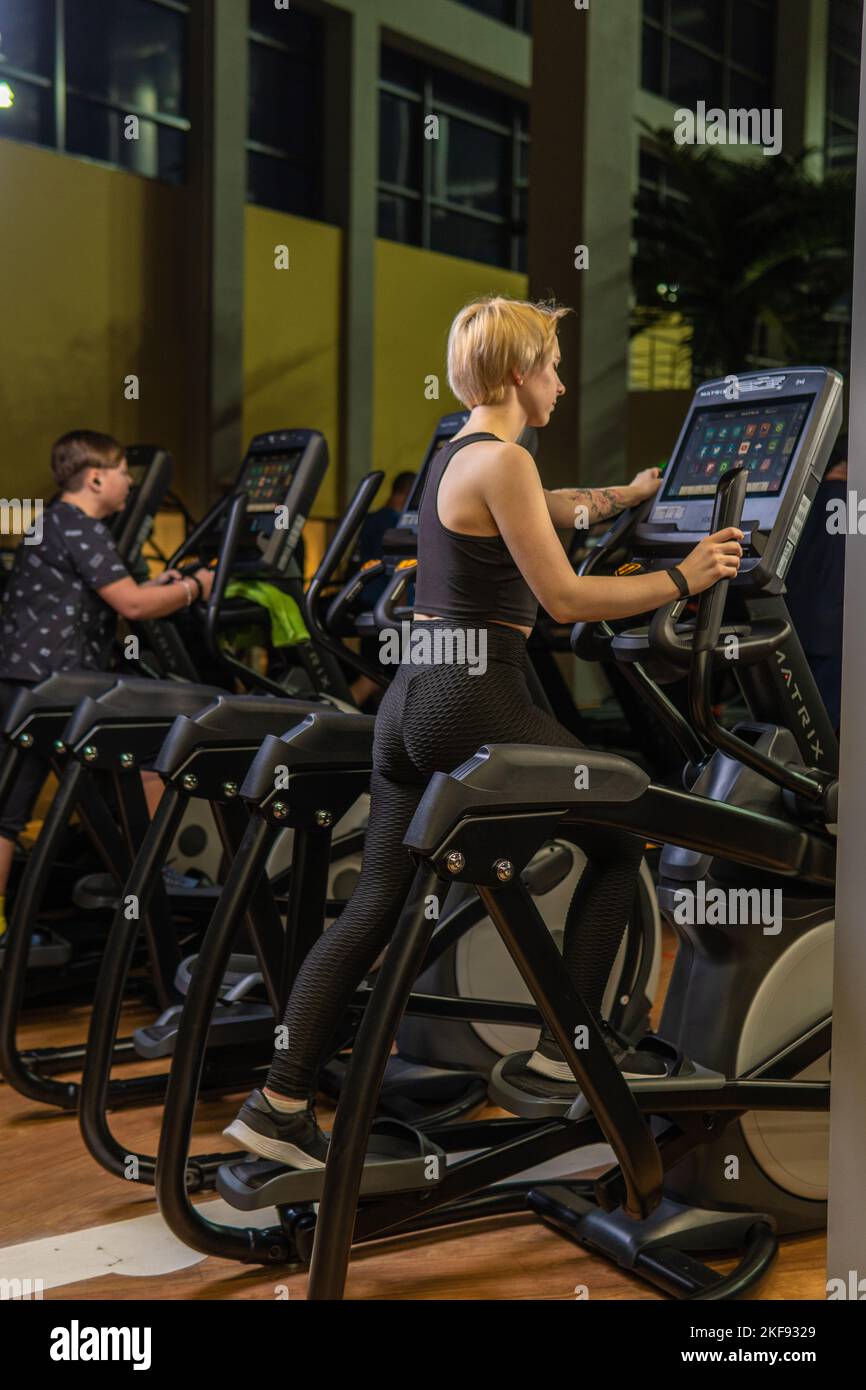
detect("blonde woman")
[225,297,743,1166]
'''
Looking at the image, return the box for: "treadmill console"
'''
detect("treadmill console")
[233,429,328,574]
[636,368,843,592]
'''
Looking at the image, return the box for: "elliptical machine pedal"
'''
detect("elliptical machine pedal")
[319,1054,488,1127]
[216,1118,447,1210]
[488,1042,722,1120]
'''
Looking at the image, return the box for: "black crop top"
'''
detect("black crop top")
[413,433,539,628]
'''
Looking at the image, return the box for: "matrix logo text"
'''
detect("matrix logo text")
[50,1320,152,1371]
[0,498,43,545]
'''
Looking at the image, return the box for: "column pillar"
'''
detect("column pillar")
[529,0,641,488]
[184,0,248,508]
[826,0,866,1291]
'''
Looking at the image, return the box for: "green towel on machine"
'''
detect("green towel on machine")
[225,580,310,648]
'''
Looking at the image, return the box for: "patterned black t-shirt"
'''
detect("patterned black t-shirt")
[0,501,131,680]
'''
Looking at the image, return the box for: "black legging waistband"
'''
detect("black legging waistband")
[408,617,528,669]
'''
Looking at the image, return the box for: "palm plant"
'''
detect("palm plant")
[633,124,856,382]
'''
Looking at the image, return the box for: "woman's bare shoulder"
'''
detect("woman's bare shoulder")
[465,438,537,475]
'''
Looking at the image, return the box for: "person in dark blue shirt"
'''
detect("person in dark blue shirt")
[357,472,417,572]
[785,435,847,731]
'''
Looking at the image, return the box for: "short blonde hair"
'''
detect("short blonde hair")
[447,296,571,407]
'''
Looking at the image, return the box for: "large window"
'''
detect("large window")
[826,0,862,170]
[642,0,776,111]
[379,48,529,272]
[247,0,325,219]
[453,0,532,34]
[0,0,189,183]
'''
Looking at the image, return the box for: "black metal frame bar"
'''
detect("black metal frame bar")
[81,805,280,1186]
[0,757,167,1107]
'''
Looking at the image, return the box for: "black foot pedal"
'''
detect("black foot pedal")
[320,1053,487,1126]
[216,1118,446,1210]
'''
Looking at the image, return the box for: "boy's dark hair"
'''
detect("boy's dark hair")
[52,431,124,492]
[391,471,416,496]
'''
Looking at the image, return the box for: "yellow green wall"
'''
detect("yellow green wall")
[0,138,187,501]
[4,136,646,523]
[627,389,692,472]
[372,239,528,507]
[242,225,529,517]
[243,207,343,517]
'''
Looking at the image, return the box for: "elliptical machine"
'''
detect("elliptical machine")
[178,365,839,1299]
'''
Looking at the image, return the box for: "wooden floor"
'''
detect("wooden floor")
[0,930,827,1301]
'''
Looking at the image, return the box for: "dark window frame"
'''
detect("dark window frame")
[378,49,529,272]
[0,0,190,182]
[641,0,776,108]
[825,0,862,170]
[246,0,325,220]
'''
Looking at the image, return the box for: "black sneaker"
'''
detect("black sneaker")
[222,1090,330,1168]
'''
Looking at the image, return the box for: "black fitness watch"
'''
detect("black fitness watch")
[667,565,690,599]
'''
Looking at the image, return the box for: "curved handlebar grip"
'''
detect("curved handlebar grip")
[372,560,417,632]
[305,472,392,688]
[308,472,385,599]
[693,466,748,654]
[324,560,385,634]
[711,462,749,532]
[647,599,692,667]
[204,491,248,659]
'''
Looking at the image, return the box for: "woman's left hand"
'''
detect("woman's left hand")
[627,468,664,504]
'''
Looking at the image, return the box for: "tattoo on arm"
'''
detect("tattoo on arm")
[571,487,626,528]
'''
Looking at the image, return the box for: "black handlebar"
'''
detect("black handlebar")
[372,561,417,633]
[306,472,389,687]
[199,492,288,696]
[685,467,825,801]
[114,447,173,568]
[693,466,749,654]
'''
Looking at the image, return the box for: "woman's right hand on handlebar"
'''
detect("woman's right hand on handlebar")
[679,527,744,595]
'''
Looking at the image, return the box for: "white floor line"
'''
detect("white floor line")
[0,1147,613,1294]
[0,1199,281,1292]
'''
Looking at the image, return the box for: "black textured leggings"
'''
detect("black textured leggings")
[267,621,644,1098]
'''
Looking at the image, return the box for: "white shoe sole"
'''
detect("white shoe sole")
[222,1118,327,1169]
[527,1051,666,1084]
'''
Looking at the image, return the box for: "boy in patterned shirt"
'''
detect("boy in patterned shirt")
[0,430,213,936]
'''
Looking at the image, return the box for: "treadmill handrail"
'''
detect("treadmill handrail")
[371,560,417,634]
[199,492,292,697]
[306,472,389,686]
[571,499,709,770]
[114,448,173,567]
[167,494,232,570]
[686,469,827,802]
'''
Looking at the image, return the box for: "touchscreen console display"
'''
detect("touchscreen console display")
[662,396,812,500]
[242,452,303,508]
